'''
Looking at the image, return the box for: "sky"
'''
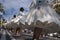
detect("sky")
[0,0,32,21]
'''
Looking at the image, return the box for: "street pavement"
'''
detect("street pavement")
[0,30,25,40]
[0,30,60,40]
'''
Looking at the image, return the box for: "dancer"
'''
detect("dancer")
[20,0,60,40]
[20,0,60,26]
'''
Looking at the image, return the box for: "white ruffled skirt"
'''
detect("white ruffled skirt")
[20,6,60,26]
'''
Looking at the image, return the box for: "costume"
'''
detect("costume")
[20,0,60,26]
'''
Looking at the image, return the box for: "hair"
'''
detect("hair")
[13,15,16,18]
[20,7,24,12]
[37,6,40,10]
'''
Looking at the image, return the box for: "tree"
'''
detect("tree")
[0,18,6,26]
[53,0,60,14]
[0,3,5,27]
[54,4,60,14]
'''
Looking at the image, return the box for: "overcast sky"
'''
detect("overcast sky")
[0,0,32,20]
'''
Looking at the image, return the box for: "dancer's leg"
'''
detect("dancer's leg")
[33,27,43,40]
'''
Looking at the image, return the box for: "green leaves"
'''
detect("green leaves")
[54,4,60,14]
[0,19,6,26]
